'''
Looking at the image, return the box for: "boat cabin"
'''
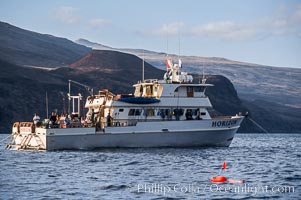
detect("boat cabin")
[133,80,163,98]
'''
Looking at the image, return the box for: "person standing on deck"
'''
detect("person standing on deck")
[106,113,113,127]
[33,113,40,125]
[50,112,57,124]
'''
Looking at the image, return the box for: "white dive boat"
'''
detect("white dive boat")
[6,57,244,150]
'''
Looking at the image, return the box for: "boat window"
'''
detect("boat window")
[135,109,142,116]
[129,109,142,116]
[119,109,124,112]
[128,109,135,116]
[159,109,165,117]
[201,112,206,115]
[187,87,194,97]
[148,109,154,116]
[173,108,184,116]
[190,109,195,115]
[161,109,172,120]
[145,85,153,96]
[156,85,163,98]
[144,108,154,116]
[185,109,193,120]
[194,87,201,92]
[154,109,160,116]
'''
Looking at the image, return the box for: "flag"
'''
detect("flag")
[166,58,173,69]
[222,160,226,170]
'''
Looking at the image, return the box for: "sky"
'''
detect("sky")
[0,0,301,68]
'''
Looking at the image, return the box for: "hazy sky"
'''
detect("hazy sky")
[1,0,301,68]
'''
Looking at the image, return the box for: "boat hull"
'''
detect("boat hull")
[46,128,237,150]
[8,117,243,150]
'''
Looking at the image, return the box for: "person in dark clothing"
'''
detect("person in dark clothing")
[107,113,113,127]
[50,112,57,124]
[174,108,180,121]
[185,109,193,120]
[160,109,165,120]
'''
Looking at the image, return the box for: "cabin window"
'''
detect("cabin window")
[135,109,142,116]
[187,87,194,97]
[145,86,153,96]
[159,109,165,117]
[128,109,135,116]
[194,87,205,93]
[185,109,193,120]
[191,109,206,116]
[148,109,154,116]
[155,109,161,116]
[173,108,184,116]
[158,109,173,119]
[192,109,198,116]
[128,109,142,116]
[144,108,154,116]
[194,87,201,92]
[119,109,124,112]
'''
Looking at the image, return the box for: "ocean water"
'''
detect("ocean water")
[0,133,300,200]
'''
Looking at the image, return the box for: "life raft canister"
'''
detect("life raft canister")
[210,176,227,183]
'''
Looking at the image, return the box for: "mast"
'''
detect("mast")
[178,31,182,71]
[46,91,49,118]
[68,80,71,114]
[142,49,145,82]
[202,64,206,84]
[166,34,169,56]
[178,31,181,62]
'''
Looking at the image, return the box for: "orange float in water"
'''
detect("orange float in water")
[210,176,227,183]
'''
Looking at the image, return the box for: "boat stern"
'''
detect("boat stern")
[6,122,47,150]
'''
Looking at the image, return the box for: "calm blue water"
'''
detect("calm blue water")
[0,134,300,199]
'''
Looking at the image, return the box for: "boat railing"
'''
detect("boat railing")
[110,117,207,127]
[19,122,34,133]
[212,116,233,119]
[143,79,158,83]
[22,116,213,130]
[114,94,134,100]
[12,122,20,133]
[37,121,94,129]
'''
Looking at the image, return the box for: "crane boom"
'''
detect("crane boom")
[68,80,94,96]
[68,80,94,114]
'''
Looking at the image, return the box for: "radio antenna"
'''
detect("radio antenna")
[142,49,145,82]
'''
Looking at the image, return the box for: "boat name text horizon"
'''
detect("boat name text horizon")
[212,120,238,128]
